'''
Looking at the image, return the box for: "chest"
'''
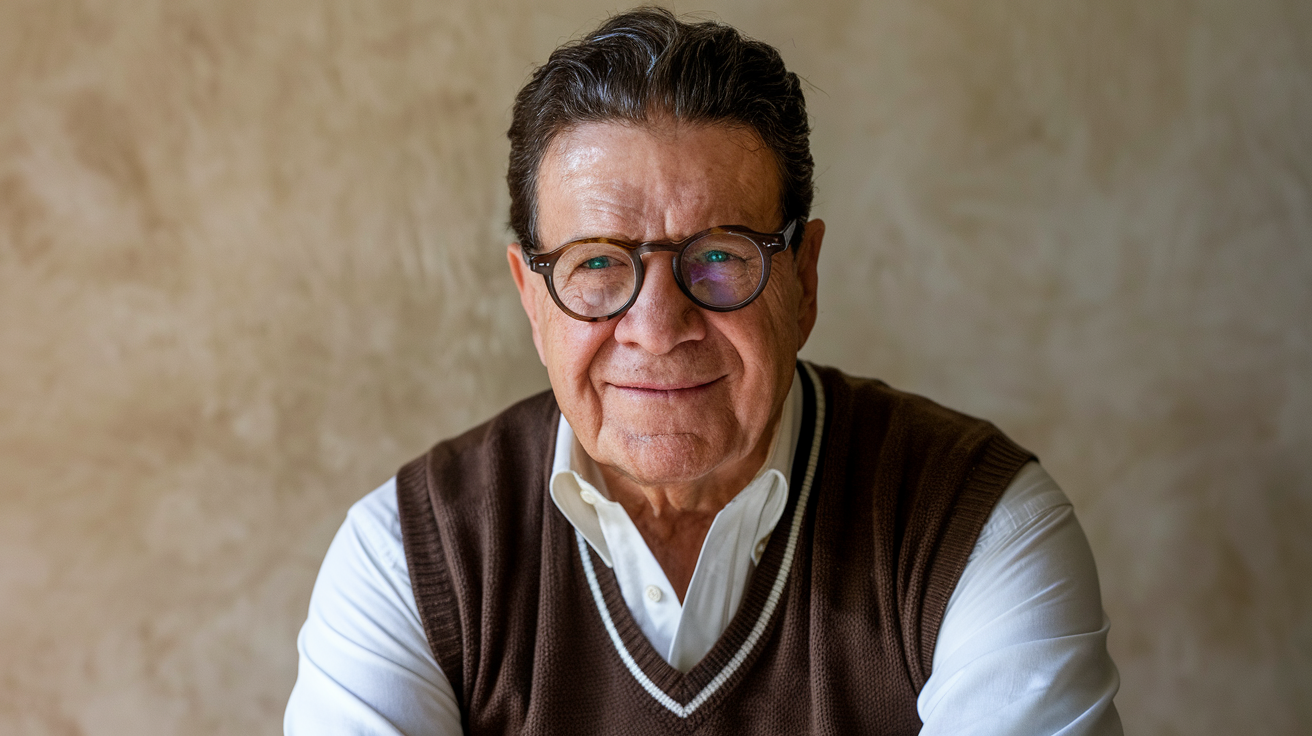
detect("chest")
[458,480,922,736]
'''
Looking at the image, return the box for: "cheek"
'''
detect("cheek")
[714,298,801,393]
[746,278,804,355]
[735,288,803,400]
[539,311,611,389]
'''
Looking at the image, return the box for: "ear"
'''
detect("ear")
[507,243,547,365]
[794,218,824,349]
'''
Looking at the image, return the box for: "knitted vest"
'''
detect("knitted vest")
[397,363,1033,735]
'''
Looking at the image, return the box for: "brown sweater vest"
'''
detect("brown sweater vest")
[397,363,1033,735]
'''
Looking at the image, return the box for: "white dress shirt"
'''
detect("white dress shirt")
[286,372,1122,735]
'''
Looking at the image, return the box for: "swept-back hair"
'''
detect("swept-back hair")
[507,7,813,253]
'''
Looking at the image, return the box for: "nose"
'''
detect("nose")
[612,252,706,354]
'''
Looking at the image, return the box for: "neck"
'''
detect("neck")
[596,412,781,602]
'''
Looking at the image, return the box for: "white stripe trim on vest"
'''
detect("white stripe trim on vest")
[576,362,827,719]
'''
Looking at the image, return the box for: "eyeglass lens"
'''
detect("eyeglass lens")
[550,232,767,319]
[552,243,636,317]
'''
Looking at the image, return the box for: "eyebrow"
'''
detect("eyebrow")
[554,213,772,249]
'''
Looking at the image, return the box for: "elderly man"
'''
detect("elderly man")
[286,8,1121,735]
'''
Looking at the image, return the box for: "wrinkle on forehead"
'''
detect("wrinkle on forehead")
[536,120,782,247]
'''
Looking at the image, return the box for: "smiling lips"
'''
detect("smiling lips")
[608,376,723,399]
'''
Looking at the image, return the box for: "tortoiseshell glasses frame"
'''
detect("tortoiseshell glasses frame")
[524,218,805,322]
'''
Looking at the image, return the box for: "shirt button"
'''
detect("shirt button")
[645,585,663,602]
[755,536,770,559]
[579,489,599,505]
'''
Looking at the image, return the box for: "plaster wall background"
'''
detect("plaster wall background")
[0,1,1308,733]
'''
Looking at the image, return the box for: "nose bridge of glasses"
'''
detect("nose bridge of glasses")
[630,242,685,296]
[631,240,686,261]
[625,241,686,290]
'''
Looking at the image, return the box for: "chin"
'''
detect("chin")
[605,431,727,485]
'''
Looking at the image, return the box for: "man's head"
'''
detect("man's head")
[507,7,813,254]
[506,8,825,494]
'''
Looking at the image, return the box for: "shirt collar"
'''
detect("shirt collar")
[549,367,803,567]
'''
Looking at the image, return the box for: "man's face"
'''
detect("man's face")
[508,121,823,490]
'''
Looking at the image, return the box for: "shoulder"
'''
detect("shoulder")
[437,388,560,457]
[971,461,1074,560]
[400,389,560,507]
[391,391,565,700]
[813,364,997,430]
[341,476,406,570]
[311,477,412,608]
[808,362,1032,469]
[394,388,563,593]
[300,477,419,663]
[945,460,1108,649]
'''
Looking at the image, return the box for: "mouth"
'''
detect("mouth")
[607,375,724,399]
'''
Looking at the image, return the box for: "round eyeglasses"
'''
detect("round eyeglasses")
[525,219,804,322]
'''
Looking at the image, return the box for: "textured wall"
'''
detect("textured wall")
[1,1,1308,733]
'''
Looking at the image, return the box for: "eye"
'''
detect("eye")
[583,256,613,269]
[702,250,731,263]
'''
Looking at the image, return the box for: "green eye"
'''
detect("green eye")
[703,250,730,263]
[583,256,611,269]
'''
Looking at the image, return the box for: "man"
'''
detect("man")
[286,8,1121,735]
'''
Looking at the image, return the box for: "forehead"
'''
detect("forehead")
[535,121,781,247]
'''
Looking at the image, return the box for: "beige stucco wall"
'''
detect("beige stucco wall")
[1,1,1308,733]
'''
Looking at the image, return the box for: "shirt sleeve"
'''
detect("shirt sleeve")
[284,477,463,736]
[917,462,1123,736]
